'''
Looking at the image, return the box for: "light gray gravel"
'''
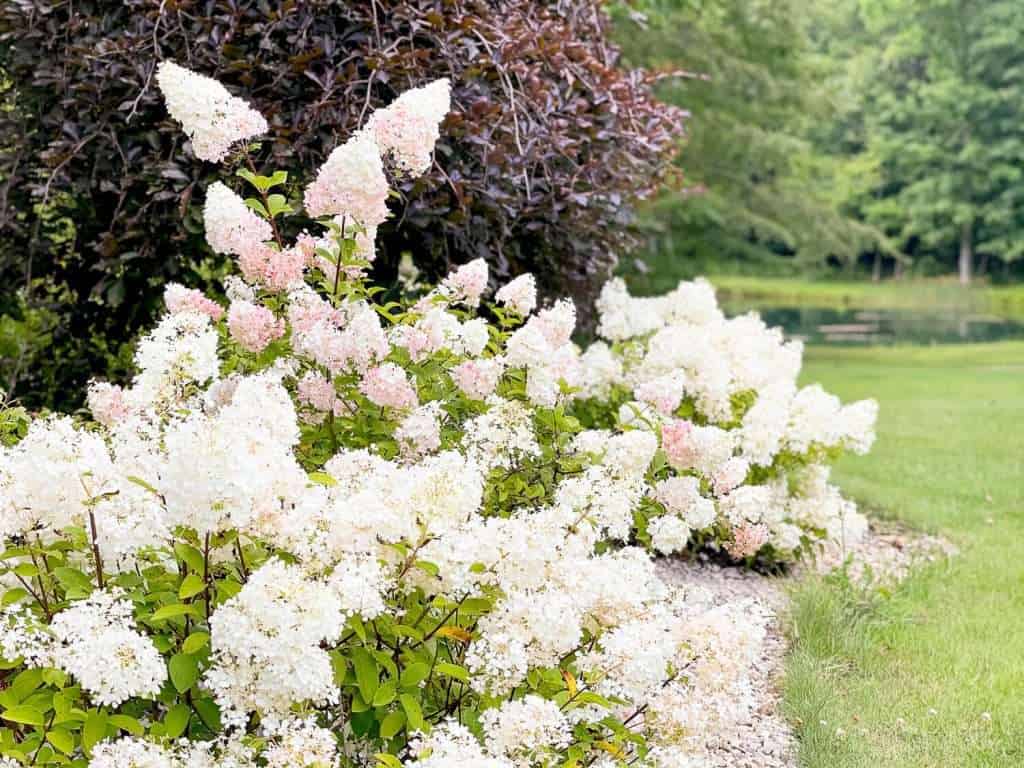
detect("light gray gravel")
[655,521,955,768]
[657,555,796,768]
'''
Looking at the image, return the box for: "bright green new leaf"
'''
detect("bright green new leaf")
[168,653,199,693]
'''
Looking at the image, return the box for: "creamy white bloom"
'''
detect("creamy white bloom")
[482,695,571,765]
[203,181,274,256]
[89,737,177,768]
[207,559,345,728]
[50,591,167,706]
[365,78,451,175]
[262,718,339,768]
[648,515,692,554]
[157,61,267,162]
[406,722,513,768]
[495,273,538,316]
[305,131,390,227]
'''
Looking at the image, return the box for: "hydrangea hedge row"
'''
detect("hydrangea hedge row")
[0,63,875,768]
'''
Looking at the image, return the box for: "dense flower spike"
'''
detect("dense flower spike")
[0,63,876,768]
[203,181,274,257]
[303,131,390,225]
[156,61,267,162]
[365,78,451,175]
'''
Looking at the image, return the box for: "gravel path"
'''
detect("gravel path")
[657,556,796,768]
[656,521,955,768]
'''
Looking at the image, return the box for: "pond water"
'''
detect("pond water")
[721,304,1024,345]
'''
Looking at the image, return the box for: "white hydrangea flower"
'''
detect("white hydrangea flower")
[50,591,167,707]
[482,695,571,765]
[495,273,538,316]
[207,559,345,728]
[203,181,273,257]
[365,78,451,175]
[157,61,267,162]
[304,131,390,227]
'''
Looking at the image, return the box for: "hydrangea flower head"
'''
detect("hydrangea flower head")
[366,78,451,175]
[156,61,267,162]
[304,131,390,227]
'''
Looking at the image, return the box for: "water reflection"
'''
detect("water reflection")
[721,304,1024,345]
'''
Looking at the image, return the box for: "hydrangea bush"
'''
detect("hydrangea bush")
[0,63,874,767]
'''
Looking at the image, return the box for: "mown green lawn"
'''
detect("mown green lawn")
[784,342,1024,767]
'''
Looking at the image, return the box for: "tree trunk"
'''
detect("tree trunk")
[871,252,882,282]
[959,221,973,285]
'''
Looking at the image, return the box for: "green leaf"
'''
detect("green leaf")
[308,471,337,487]
[151,603,202,622]
[193,697,221,732]
[236,168,287,193]
[351,648,379,703]
[182,632,210,655]
[236,168,260,188]
[125,475,160,497]
[2,587,29,606]
[244,198,270,218]
[52,567,93,596]
[399,662,431,689]
[379,710,406,740]
[435,662,469,682]
[163,703,191,739]
[109,714,144,735]
[47,728,75,755]
[217,579,243,601]
[174,543,205,575]
[399,693,426,732]
[372,680,397,707]
[168,653,199,693]
[376,752,404,768]
[82,710,108,754]
[178,574,206,601]
[266,194,292,218]
[13,563,39,579]
[1,704,44,726]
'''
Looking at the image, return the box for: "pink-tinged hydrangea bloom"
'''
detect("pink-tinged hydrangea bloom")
[238,243,306,291]
[304,132,390,227]
[287,286,341,336]
[725,522,770,559]
[534,299,576,348]
[712,456,750,497]
[86,381,133,427]
[365,79,451,175]
[396,402,443,457]
[203,182,273,257]
[452,358,504,400]
[661,419,694,468]
[394,325,433,363]
[359,363,418,410]
[495,273,537,316]
[156,61,267,162]
[443,259,489,308]
[164,283,224,321]
[634,372,685,416]
[227,300,285,353]
[296,372,337,413]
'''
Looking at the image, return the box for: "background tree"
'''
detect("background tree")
[0,0,682,409]
[611,0,892,292]
[853,0,1024,284]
